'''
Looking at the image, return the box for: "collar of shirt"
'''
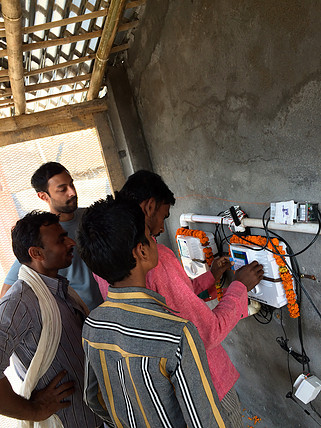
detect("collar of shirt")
[38,273,69,299]
[107,286,178,313]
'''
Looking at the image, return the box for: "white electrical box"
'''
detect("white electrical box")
[229,242,295,308]
[177,232,217,279]
[294,374,321,404]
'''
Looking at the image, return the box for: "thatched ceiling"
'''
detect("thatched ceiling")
[0,0,144,118]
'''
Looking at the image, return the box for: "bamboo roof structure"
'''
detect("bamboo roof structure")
[0,0,145,118]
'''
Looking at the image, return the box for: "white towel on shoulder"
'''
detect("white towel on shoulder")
[16,265,89,428]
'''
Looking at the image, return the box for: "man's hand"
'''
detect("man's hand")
[234,261,264,292]
[30,371,75,421]
[210,256,233,281]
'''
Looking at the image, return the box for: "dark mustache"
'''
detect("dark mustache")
[66,196,77,205]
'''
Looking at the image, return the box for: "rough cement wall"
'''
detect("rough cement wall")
[125,1,321,426]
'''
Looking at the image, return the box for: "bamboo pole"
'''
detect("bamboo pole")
[1,74,92,97]
[0,98,108,132]
[0,41,129,84]
[126,0,146,9]
[0,88,89,109]
[0,30,102,58]
[87,0,127,101]
[118,20,139,32]
[0,54,96,82]
[0,9,108,38]
[1,0,26,115]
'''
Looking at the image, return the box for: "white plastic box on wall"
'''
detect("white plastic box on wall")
[177,232,217,279]
[229,242,294,308]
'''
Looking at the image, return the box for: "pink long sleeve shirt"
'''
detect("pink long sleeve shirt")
[93,243,249,401]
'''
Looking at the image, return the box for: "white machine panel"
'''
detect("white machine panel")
[229,242,295,308]
[177,232,217,279]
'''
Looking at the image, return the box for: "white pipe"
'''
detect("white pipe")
[179,213,234,228]
[179,213,321,235]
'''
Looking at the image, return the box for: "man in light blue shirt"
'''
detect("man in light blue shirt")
[1,162,103,310]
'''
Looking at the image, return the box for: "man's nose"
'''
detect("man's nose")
[68,185,76,197]
[67,237,76,247]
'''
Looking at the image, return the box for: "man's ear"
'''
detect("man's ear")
[132,242,148,262]
[140,198,157,219]
[37,191,50,204]
[28,246,44,262]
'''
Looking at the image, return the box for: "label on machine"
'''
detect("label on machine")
[177,232,217,279]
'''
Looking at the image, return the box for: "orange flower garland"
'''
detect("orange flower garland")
[176,228,215,266]
[214,281,223,301]
[176,228,223,300]
[230,235,300,318]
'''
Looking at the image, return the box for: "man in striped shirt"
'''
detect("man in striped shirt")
[78,196,231,427]
[93,170,264,427]
[0,211,101,427]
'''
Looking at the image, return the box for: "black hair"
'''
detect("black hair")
[31,162,70,193]
[12,210,59,264]
[77,195,149,285]
[119,170,175,206]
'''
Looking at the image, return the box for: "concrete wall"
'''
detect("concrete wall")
[124,1,321,426]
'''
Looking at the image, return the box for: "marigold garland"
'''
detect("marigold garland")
[230,235,300,318]
[214,281,223,301]
[176,228,222,300]
[176,227,215,266]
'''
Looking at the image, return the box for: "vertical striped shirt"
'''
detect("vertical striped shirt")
[82,287,230,428]
[0,273,100,427]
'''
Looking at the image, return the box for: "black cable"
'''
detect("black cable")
[263,227,321,320]
[264,232,311,372]
[286,392,321,426]
[279,308,294,389]
[226,207,321,258]
[262,207,321,258]
[310,403,321,421]
[253,303,274,324]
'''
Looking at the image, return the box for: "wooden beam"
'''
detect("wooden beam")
[0,114,96,147]
[26,88,88,103]
[0,40,128,84]
[25,54,95,77]
[0,30,102,58]
[0,54,96,82]
[126,0,146,9]
[3,15,103,40]
[23,9,108,35]
[0,98,108,133]
[0,98,14,106]
[1,74,92,97]
[117,20,139,32]
[87,0,127,100]
[0,88,89,109]
[0,70,9,79]
[94,111,126,193]
[1,0,26,115]
[109,42,129,54]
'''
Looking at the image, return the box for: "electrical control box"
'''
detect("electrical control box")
[177,232,217,279]
[229,242,295,308]
[270,201,319,224]
[294,374,321,404]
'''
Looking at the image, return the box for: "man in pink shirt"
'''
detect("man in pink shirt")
[93,170,263,427]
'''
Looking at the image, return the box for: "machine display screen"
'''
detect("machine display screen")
[231,249,249,270]
[233,251,247,261]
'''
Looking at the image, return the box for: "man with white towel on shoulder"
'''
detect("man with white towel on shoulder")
[0,210,104,428]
